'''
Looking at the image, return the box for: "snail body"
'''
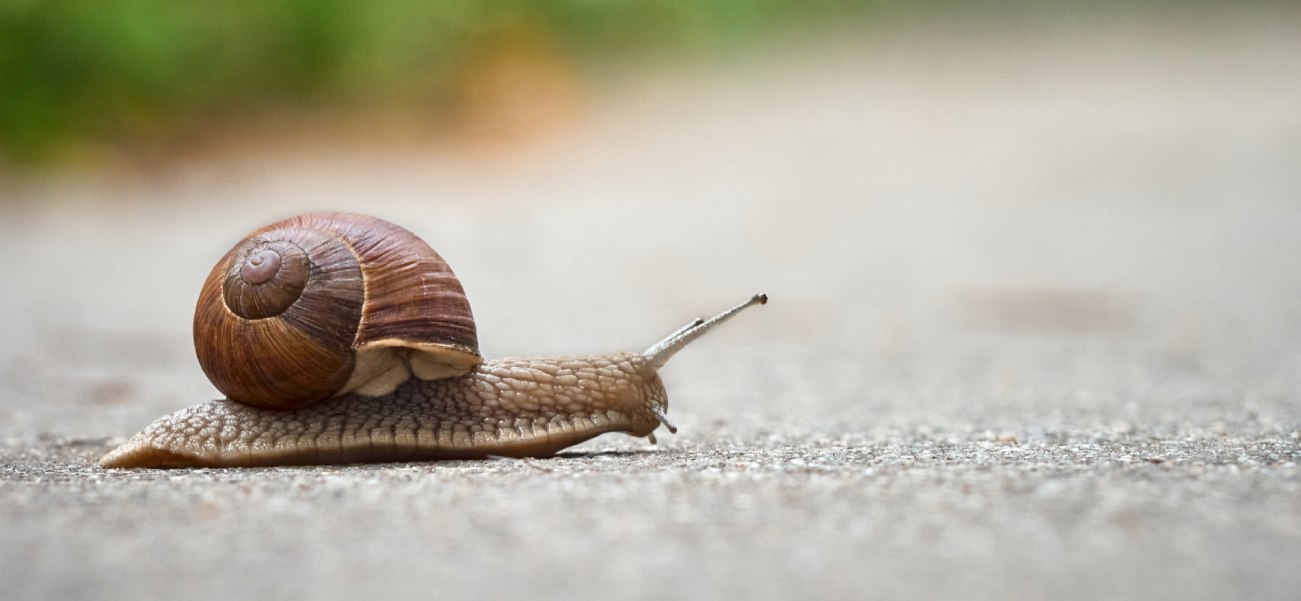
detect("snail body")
[101,213,765,468]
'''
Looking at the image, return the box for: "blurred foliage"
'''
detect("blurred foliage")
[0,0,870,164]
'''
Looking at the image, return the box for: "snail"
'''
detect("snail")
[100,213,766,468]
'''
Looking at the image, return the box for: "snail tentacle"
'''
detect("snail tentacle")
[642,293,767,370]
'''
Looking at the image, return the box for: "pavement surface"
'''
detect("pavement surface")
[2,8,1300,601]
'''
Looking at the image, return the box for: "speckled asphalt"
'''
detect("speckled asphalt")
[2,9,1299,601]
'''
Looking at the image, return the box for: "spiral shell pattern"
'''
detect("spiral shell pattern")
[194,213,480,409]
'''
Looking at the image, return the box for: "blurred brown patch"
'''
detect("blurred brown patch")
[452,22,585,148]
[960,288,1136,333]
[85,379,135,405]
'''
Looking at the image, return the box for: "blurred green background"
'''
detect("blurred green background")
[0,0,872,166]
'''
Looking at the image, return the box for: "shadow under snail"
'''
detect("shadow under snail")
[100,212,766,468]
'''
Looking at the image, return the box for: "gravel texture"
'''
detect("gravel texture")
[2,8,1300,601]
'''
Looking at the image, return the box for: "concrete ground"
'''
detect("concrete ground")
[2,7,1299,601]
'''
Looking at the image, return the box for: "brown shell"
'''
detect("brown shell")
[193,213,480,409]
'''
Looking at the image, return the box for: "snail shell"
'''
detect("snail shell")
[99,211,768,469]
[194,213,481,409]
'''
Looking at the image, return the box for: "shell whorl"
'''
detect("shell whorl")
[194,213,480,410]
[223,240,312,319]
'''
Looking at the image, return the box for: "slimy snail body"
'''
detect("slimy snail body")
[100,213,765,468]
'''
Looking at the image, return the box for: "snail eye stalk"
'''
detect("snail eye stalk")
[642,294,768,371]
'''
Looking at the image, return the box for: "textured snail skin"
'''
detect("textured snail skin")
[100,354,666,468]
